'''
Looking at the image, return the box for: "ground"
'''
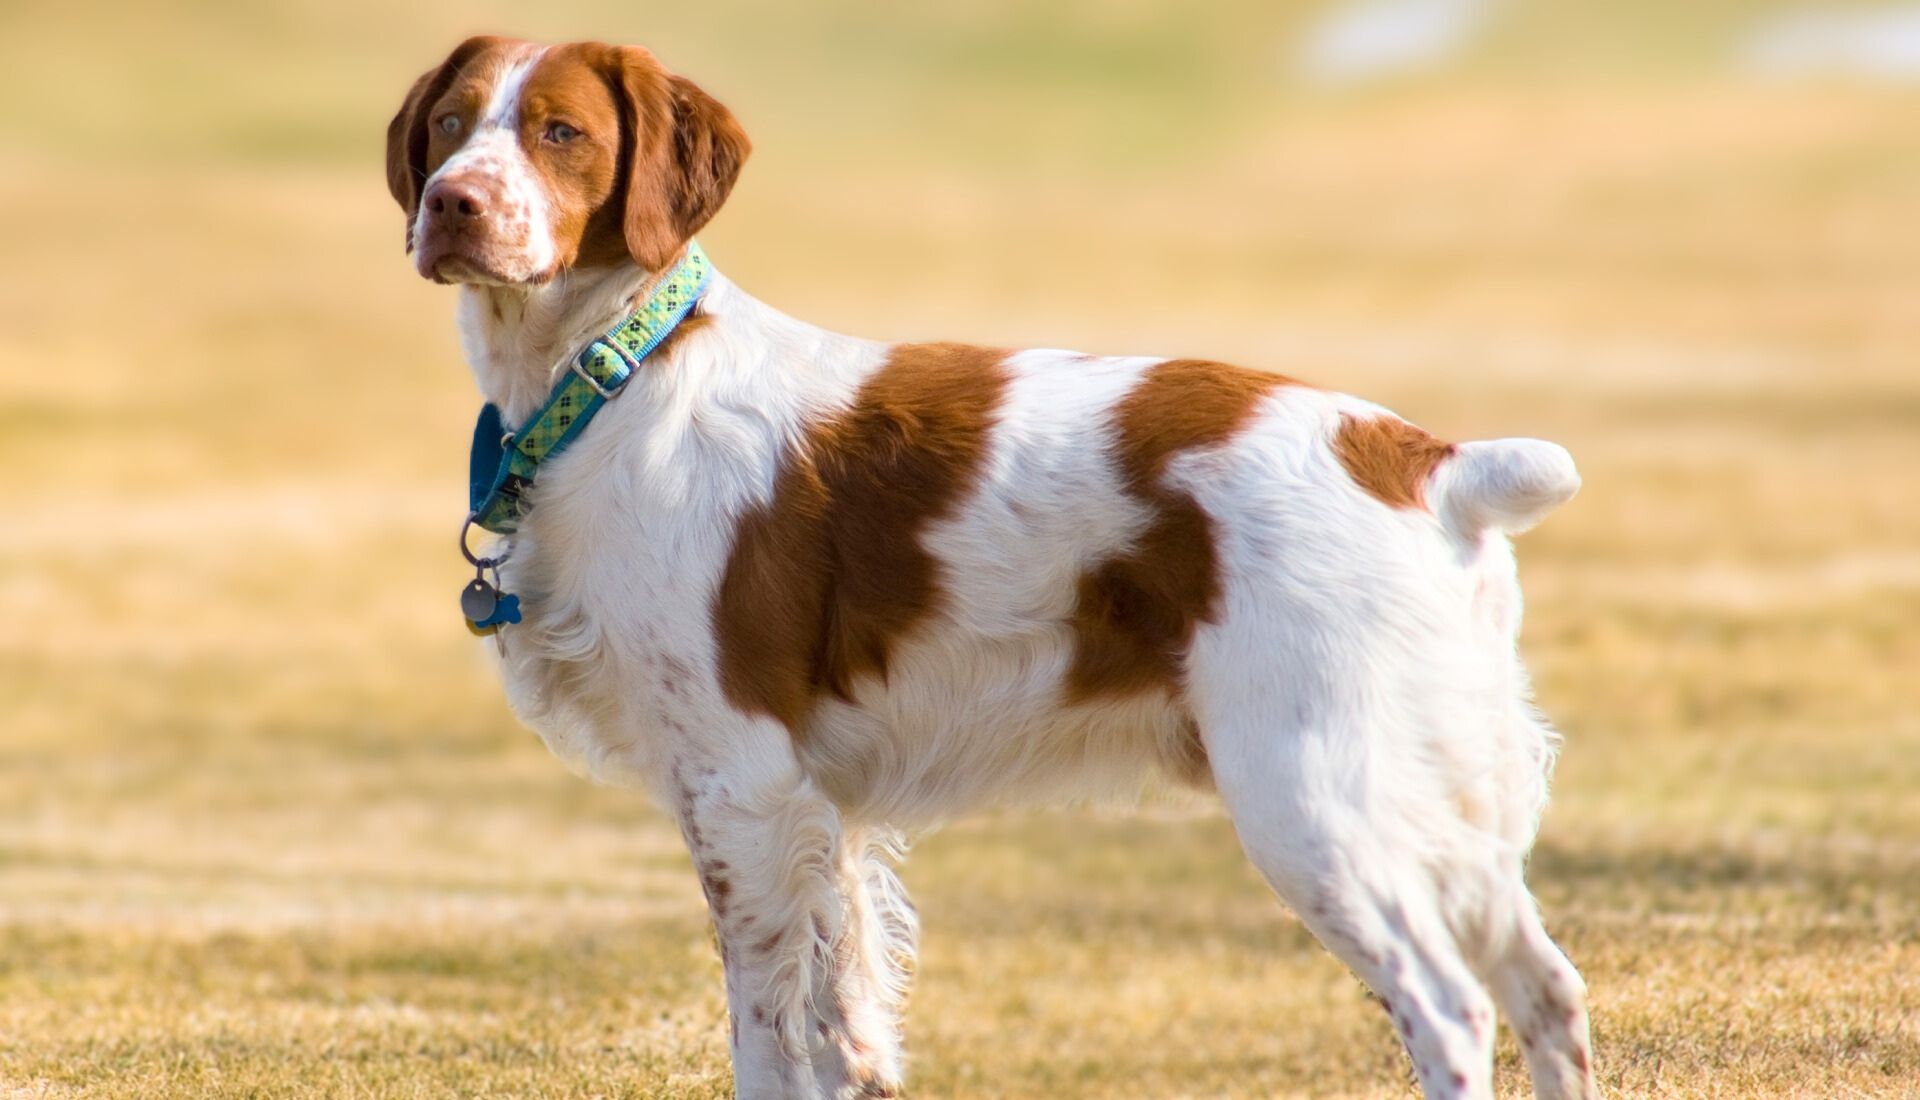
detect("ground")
[2,1,1918,1096]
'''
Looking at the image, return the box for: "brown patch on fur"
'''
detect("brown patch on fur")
[714,343,1010,736]
[385,37,517,242]
[645,305,713,362]
[591,45,751,270]
[1065,359,1292,703]
[511,44,628,272]
[1333,413,1454,510]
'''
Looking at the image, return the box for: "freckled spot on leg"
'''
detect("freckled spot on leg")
[701,874,731,916]
[1532,994,1563,1025]
[673,769,705,849]
[751,1005,767,1025]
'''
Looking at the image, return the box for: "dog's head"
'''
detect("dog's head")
[385,37,749,286]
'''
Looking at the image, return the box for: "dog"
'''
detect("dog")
[386,36,1596,1100]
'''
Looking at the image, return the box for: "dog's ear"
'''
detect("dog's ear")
[386,36,506,249]
[606,47,751,270]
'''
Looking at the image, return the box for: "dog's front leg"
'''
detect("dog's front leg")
[805,827,915,1098]
[673,741,845,1100]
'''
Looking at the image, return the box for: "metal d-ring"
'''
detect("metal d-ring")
[458,513,511,569]
[569,351,629,400]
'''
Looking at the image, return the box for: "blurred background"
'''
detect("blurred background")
[4,1,1918,1095]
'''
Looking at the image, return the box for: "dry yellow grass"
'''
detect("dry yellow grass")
[3,1,1919,1096]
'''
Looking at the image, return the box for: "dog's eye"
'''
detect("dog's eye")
[437,114,462,137]
[545,121,582,144]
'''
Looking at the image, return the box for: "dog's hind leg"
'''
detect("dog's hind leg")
[1188,613,1505,1100]
[1476,892,1597,1100]
[1204,720,1501,1099]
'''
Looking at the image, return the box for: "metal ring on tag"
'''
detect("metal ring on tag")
[458,514,511,569]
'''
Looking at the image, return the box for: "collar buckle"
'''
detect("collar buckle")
[569,347,630,401]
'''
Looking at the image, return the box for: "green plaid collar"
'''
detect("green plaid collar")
[465,242,711,537]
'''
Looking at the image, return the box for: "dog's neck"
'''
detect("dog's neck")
[453,255,878,434]
[456,260,666,425]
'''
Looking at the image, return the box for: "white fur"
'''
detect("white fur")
[1435,438,1582,537]
[443,230,1592,1100]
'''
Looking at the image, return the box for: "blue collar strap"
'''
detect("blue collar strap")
[460,241,711,634]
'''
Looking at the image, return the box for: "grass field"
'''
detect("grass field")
[4,1,1919,1096]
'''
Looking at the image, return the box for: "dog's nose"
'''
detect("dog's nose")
[425,180,487,225]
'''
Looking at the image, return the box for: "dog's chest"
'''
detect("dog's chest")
[485,383,771,783]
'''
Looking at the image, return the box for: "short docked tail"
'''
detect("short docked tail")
[1430,438,1580,536]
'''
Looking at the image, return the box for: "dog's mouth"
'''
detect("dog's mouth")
[430,255,516,287]
[419,250,556,289]
[413,226,555,287]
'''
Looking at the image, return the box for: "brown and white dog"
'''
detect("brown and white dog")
[387,36,1596,1100]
